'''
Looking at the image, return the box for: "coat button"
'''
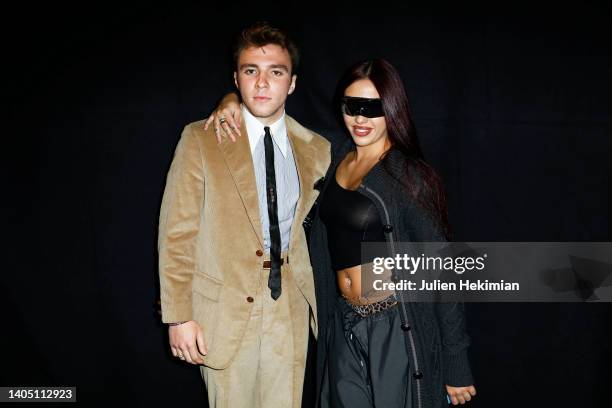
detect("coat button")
[383,224,393,233]
[255,250,263,256]
[401,322,411,331]
[413,371,423,379]
[246,296,254,303]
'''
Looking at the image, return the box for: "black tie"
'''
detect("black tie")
[264,126,282,300]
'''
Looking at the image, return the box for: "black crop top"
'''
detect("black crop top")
[319,173,385,270]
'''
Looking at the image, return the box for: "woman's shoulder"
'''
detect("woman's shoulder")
[363,148,412,190]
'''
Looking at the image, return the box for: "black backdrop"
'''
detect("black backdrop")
[5,5,612,408]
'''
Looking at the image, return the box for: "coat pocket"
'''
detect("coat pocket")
[192,273,224,362]
[192,273,223,302]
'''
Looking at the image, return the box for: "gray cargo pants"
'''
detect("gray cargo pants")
[320,297,413,408]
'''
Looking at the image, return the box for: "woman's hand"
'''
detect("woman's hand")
[446,385,476,405]
[203,93,242,142]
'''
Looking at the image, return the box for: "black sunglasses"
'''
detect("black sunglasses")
[341,96,385,118]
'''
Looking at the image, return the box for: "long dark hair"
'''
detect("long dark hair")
[335,59,451,238]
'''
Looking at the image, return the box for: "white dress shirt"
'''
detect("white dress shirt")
[242,105,300,252]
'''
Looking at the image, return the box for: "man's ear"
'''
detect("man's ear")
[288,75,297,95]
[233,72,238,89]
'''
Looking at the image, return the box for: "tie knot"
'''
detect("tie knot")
[264,126,271,135]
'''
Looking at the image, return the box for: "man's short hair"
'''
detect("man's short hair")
[232,21,300,74]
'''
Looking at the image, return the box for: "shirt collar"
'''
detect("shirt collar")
[242,104,288,158]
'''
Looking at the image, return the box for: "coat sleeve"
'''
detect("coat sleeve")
[158,125,205,323]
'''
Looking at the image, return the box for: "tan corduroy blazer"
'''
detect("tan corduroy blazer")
[158,115,330,369]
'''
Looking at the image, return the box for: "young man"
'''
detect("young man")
[158,22,330,407]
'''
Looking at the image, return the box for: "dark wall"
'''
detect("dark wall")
[6,5,611,407]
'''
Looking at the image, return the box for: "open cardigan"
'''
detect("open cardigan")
[308,139,474,408]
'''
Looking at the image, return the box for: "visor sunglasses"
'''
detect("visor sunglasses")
[341,96,385,118]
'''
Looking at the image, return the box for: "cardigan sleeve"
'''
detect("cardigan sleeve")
[400,180,474,386]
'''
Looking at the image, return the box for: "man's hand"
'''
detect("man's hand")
[446,385,476,405]
[168,320,207,365]
[203,93,242,143]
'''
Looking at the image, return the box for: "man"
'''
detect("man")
[158,22,330,407]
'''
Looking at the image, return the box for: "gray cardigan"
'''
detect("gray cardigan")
[308,139,473,408]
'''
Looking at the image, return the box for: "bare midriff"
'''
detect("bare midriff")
[336,263,394,306]
[333,149,395,306]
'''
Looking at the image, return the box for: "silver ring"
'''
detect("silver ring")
[219,116,227,124]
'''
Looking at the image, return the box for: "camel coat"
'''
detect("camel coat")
[158,116,330,374]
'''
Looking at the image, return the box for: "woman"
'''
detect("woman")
[206,59,476,407]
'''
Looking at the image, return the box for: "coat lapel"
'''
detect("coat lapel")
[217,124,264,247]
[286,116,327,244]
[216,115,327,252]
